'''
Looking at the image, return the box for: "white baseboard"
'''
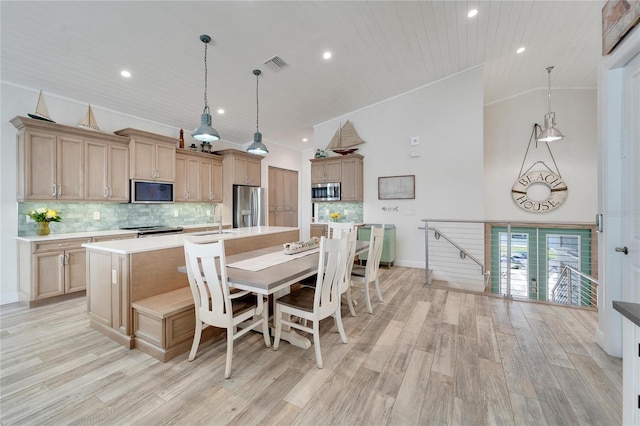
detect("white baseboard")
[0,292,19,305]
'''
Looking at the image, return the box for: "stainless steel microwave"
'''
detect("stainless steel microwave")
[311,182,341,201]
[129,180,174,203]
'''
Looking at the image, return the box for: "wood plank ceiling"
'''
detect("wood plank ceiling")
[0,1,600,150]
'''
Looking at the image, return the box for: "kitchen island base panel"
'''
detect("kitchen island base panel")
[85,227,299,360]
[23,290,85,308]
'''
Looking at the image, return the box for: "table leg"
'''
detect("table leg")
[271,287,312,349]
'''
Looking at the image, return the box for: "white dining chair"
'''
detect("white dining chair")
[351,225,385,314]
[183,237,271,379]
[328,221,356,239]
[272,236,349,369]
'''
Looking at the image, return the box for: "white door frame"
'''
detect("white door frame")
[596,25,640,357]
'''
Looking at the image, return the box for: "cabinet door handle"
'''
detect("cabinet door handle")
[58,243,69,247]
[57,184,61,196]
[52,184,57,196]
[109,187,113,197]
[104,187,109,198]
[59,254,65,266]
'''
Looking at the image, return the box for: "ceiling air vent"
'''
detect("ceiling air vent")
[263,55,288,72]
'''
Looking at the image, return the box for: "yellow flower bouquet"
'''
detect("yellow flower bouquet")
[27,207,62,223]
[330,212,340,222]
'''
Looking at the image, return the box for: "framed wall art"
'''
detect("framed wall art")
[378,175,415,200]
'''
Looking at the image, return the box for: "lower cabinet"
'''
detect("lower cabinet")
[17,233,137,308]
[18,237,92,306]
[310,224,328,238]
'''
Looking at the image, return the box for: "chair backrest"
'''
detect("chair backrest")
[183,237,232,328]
[365,225,385,283]
[337,228,357,295]
[328,222,356,239]
[313,236,349,317]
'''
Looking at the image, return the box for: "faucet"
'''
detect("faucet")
[213,203,222,235]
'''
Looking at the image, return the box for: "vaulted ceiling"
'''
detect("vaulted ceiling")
[1,1,601,151]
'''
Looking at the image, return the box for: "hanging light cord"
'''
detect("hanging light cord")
[203,40,209,111]
[255,72,260,133]
[546,66,553,114]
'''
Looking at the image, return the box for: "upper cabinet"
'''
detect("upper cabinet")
[115,128,176,182]
[310,158,341,183]
[11,116,129,201]
[216,149,263,186]
[85,139,130,201]
[175,149,223,202]
[310,154,363,202]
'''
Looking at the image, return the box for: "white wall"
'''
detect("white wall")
[484,88,597,222]
[0,82,302,304]
[308,67,485,268]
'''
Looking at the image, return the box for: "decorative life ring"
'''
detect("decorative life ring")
[511,170,568,213]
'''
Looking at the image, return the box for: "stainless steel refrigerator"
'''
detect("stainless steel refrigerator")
[233,185,266,228]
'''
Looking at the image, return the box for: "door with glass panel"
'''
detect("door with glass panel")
[491,226,592,303]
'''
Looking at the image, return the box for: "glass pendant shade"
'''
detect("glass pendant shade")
[536,66,564,143]
[247,131,268,155]
[192,107,220,142]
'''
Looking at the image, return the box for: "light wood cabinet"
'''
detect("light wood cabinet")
[310,159,341,183]
[17,128,84,200]
[115,128,176,182]
[175,149,223,202]
[12,116,131,202]
[309,154,363,201]
[201,157,223,202]
[85,139,130,201]
[268,167,298,227]
[217,149,262,186]
[340,156,363,201]
[18,237,92,307]
[310,224,328,238]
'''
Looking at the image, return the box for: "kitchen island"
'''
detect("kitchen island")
[83,226,299,361]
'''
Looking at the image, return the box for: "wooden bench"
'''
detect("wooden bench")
[132,287,222,362]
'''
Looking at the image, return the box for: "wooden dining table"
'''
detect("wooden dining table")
[179,240,369,349]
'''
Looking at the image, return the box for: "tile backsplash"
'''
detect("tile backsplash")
[18,202,218,235]
[314,202,363,223]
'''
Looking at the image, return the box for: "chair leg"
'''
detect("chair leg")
[374,277,384,302]
[364,280,373,314]
[273,304,282,351]
[345,284,356,317]
[224,330,234,379]
[334,308,348,344]
[188,320,202,361]
[313,320,323,369]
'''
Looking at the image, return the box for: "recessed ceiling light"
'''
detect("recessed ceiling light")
[120,70,131,78]
[516,47,526,54]
[323,51,332,60]
[467,9,478,18]
[302,138,308,142]
[217,109,225,114]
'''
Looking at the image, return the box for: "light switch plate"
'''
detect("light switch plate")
[93,211,100,220]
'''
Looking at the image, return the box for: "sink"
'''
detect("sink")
[191,230,238,237]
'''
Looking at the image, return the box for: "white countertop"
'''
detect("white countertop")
[16,229,139,243]
[15,223,226,243]
[82,226,298,255]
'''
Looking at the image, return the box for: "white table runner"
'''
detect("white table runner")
[227,247,319,272]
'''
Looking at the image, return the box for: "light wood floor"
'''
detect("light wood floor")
[1,267,622,425]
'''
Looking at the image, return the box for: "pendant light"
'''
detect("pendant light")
[192,34,220,142]
[536,66,564,143]
[246,69,268,156]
